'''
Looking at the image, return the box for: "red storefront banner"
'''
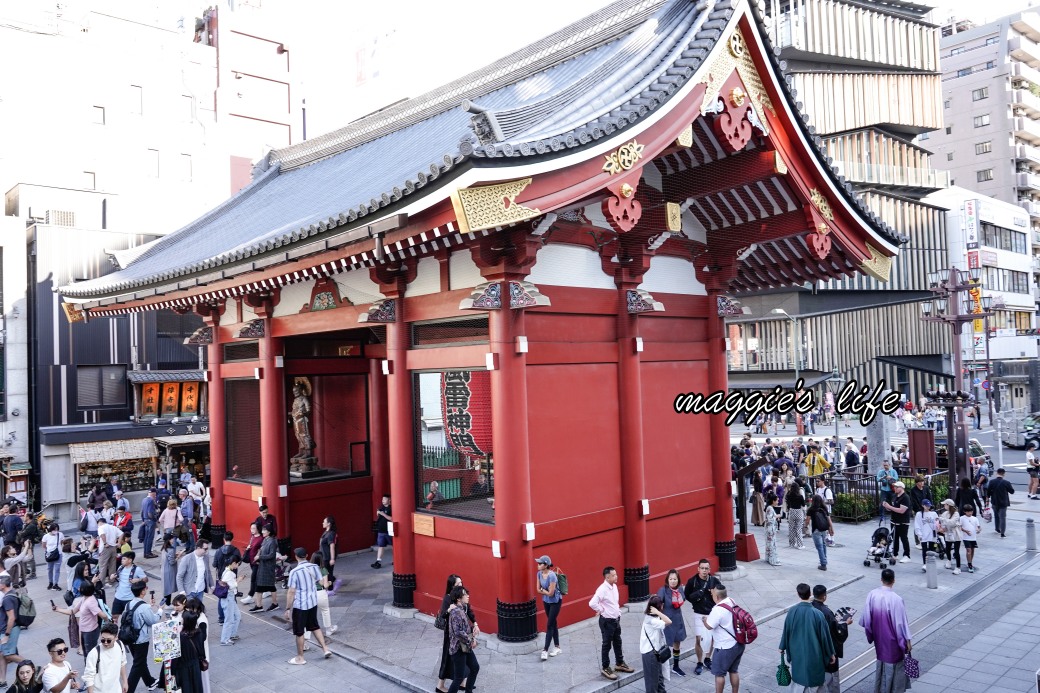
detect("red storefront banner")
[441,371,492,458]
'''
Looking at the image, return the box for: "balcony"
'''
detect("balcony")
[1012,34,1040,68]
[1024,200,1040,219]
[1015,89,1040,118]
[1017,143,1040,166]
[1033,256,1040,271]
[1012,14,1040,44]
[1013,61,1040,89]
[829,160,949,191]
[1034,286,1040,302]
[1019,172,1040,191]
[1015,116,1040,145]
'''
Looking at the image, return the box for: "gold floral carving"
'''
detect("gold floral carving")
[859,244,892,283]
[700,28,776,132]
[675,125,693,148]
[602,140,645,175]
[809,188,834,221]
[665,202,682,233]
[450,178,542,234]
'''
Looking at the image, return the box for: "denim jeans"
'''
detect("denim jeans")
[812,530,828,567]
[141,521,157,555]
[220,596,241,643]
[47,559,61,585]
[994,505,1008,534]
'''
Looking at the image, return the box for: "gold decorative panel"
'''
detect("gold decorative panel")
[602,140,645,175]
[860,244,892,283]
[700,28,776,132]
[809,189,834,221]
[675,125,693,148]
[665,202,682,233]
[451,178,542,234]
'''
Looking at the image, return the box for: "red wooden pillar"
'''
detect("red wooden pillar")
[707,290,737,572]
[195,303,227,537]
[616,286,650,602]
[385,297,417,607]
[368,357,390,511]
[258,328,289,544]
[488,303,537,641]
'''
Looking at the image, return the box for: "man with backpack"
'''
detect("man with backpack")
[82,622,128,693]
[684,558,723,676]
[111,553,147,625]
[703,585,753,693]
[119,582,161,693]
[212,532,241,626]
[0,575,24,685]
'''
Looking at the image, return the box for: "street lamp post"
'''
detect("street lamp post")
[772,308,803,435]
[920,267,994,488]
[827,367,842,445]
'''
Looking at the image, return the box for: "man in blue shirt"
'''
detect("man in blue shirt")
[112,552,148,625]
[876,461,899,519]
[140,488,159,559]
[178,489,195,551]
[124,582,162,692]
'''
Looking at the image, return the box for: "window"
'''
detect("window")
[972,87,989,101]
[145,149,159,178]
[944,98,952,109]
[179,154,192,182]
[92,106,105,125]
[976,141,992,155]
[950,47,966,56]
[958,67,972,77]
[986,36,998,45]
[946,126,953,134]
[947,152,954,161]
[77,365,127,408]
[83,171,96,190]
[983,267,1030,293]
[993,310,1032,329]
[919,132,930,141]
[129,85,142,115]
[980,222,1027,253]
[977,169,994,182]
[986,60,995,69]
[974,114,990,127]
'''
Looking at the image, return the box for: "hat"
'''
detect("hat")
[158,479,167,486]
[940,499,956,507]
[921,499,932,507]
[893,481,905,488]
[149,488,158,493]
[114,490,123,495]
[535,555,552,566]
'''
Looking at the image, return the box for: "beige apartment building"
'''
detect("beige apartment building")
[726,0,952,402]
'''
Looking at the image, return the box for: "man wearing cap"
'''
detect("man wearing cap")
[913,499,938,571]
[140,487,159,558]
[535,555,562,661]
[285,547,331,665]
[882,482,912,562]
[113,489,130,514]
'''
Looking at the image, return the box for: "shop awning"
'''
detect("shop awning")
[127,370,205,383]
[69,439,158,465]
[726,369,833,391]
[153,434,210,448]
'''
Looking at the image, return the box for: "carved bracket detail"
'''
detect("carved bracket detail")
[808,224,832,260]
[717,296,745,317]
[602,171,643,233]
[459,282,502,310]
[357,298,397,323]
[236,319,265,339]
[627,289,665,314]
[509,280,550,309]
[183,326,213,345]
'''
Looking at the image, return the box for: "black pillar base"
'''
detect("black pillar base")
[623,565,651,602]
[392,573,417,609]
[496,598,538,643]
[715,540,738,572]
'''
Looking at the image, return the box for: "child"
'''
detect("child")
[913,498,939,571]
[959,504,981,573]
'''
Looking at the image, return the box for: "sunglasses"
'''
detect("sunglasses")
[50,647,69,655]
[100,638,116,645]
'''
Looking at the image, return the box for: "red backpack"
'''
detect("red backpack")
[719,602,758,644]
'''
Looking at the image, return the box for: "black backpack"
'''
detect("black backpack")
[118,601,144,645]
[811,508,830,533]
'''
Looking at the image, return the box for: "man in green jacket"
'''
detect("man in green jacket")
[779,583,835,691]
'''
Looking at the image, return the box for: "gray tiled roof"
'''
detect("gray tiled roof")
[126,370,205,383]
[61,0,900,302]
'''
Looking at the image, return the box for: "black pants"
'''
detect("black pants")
[127,641,157,692]
[945,540,961,568]
[599,615,624,669]
[892,524,911,557]
[447,650,479,693]
[543,600,561,652]
[921,541,937,565]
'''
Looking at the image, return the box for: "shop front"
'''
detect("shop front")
[69,439,159,507]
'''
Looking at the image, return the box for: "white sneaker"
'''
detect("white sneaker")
[549,647,562,657]
[541,651,548,661]
[952,568,961,575]
[240,596,254,604]
[944,561,951,569]
[328,625,339,635]
[899,556,911,563]
[921,566,927,572]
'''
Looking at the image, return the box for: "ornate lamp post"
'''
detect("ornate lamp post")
[827,368,843,477]
[920,267,993,487]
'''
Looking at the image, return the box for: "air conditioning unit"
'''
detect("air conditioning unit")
[45,210,75,227]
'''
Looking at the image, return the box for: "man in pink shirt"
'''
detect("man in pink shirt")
[587,566,634,681]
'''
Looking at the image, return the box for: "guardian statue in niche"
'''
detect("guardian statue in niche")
[289,377,321,475]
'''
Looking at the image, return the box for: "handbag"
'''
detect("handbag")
[904,653,920,679]
[643,626,670,664]
[46,548,60,563]
[190,637,209,671]
[63,590,74,607]
[434,613,447,631]
[776,653,792,686]
[213,580,229,599]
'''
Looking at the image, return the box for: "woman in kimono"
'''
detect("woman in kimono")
[764,492,781,566]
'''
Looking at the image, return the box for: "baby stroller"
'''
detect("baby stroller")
[864,526,897,568]
[275,555,291,589]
